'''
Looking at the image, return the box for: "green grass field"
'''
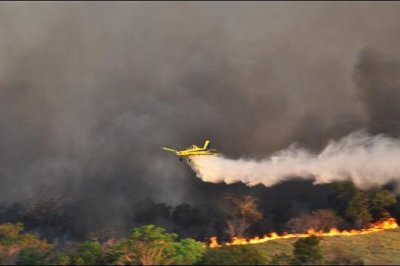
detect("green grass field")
[240,228,400,264]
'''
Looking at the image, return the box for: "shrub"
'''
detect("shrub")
[291,235,322,265]
[286,209,343,233]
[16,247,48,265]
[199,245,267,265]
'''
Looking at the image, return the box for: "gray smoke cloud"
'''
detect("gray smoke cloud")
[1,2,400,233]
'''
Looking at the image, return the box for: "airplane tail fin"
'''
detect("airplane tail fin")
[203,140,210,150]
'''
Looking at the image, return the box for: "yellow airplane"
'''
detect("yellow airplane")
[162,140,218,162]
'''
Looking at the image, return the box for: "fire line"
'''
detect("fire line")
[209,217,398,248]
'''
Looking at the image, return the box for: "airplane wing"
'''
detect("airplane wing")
[162,147,178,153]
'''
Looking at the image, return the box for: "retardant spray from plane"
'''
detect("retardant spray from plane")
[162,131,400,190]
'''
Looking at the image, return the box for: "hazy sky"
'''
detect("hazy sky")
[1,2,400,232]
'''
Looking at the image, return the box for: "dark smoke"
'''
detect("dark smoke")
[1,2,400,239]
[355,48,400,135]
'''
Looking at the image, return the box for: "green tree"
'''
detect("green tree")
[102,245,125,265]
[16,247,48,265]
[112,224,204,265]
[291,235,322,265]
[70,241,103,265]
[122,225,176,265]
[0,223,50,265]
[346,192,373,227]
[0,223,50,250]
[171,238,204,265]
[199,245,267,265]
[48,252,71,265]
[334,182,397,227]
[368,188,397,219]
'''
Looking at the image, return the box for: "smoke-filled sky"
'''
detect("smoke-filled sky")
[2,2,400,233]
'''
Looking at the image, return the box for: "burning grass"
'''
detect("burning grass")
[209,218,398,248]
[207,218,400,264]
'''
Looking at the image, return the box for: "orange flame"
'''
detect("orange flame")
[209,217,398,248]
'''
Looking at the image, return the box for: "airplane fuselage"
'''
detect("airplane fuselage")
[162,140,218,161]
[176,149,218,157]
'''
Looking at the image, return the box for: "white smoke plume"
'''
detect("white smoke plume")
[188,131,400,189]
